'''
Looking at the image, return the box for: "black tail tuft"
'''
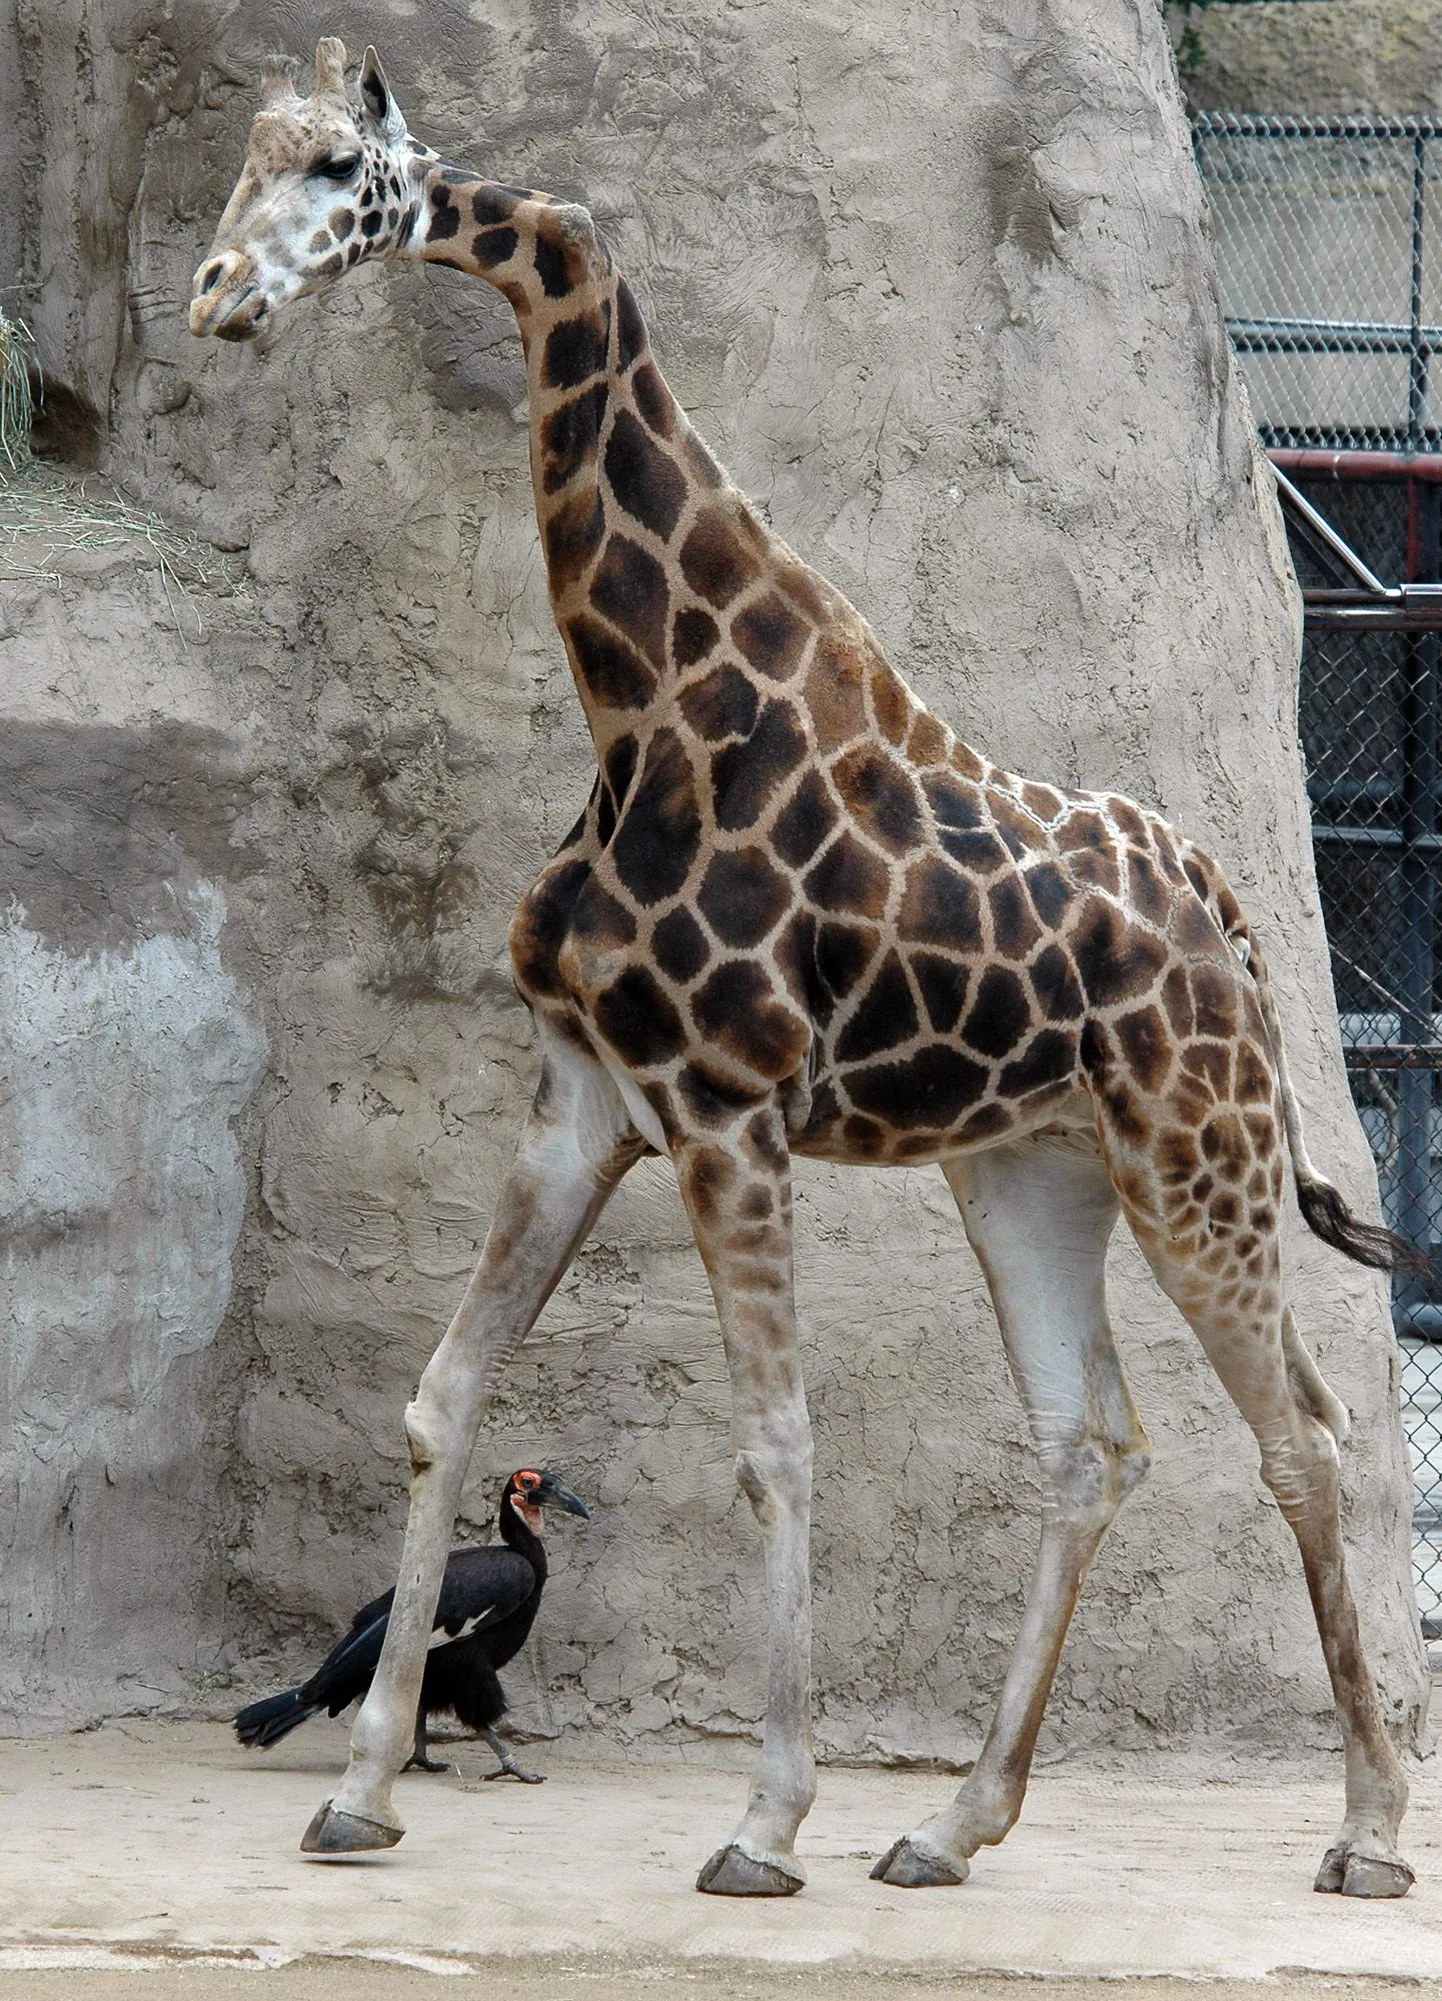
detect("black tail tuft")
[234,1686,316,1750]
[1297,1176,1434,1283]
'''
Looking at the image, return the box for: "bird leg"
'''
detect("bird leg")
[480,1726,545,1783]
[402,1713,451,1774]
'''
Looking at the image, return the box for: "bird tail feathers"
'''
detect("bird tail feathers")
[234,1685,318,1749]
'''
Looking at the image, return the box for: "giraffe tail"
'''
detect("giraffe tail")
[1241,928,1433,1282]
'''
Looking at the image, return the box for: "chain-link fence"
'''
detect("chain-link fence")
[1196,117,1442,1638]
[1194,113,1442,452]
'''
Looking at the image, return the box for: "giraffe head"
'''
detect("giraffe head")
[190,38,419,342]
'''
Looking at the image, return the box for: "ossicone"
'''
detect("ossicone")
[259,52,300,103]
[314,35,348,97]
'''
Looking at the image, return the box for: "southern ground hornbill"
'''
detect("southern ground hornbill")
[234,1469,588,1782]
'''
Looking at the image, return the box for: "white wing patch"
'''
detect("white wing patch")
[428,1609,490,1649]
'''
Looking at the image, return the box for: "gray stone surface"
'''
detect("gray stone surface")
[0,0,1427,1761]
[1175,0,1442,116]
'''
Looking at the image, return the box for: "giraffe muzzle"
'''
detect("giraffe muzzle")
[189,250,268,341]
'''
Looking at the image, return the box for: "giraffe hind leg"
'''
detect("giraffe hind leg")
[874,1130,1150,1886]
[1105,1094,1412,1898]
[1282,1304,1351,1446]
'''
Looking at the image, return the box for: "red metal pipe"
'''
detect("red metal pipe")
[1268,447,1442,482]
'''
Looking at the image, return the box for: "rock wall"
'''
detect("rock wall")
[1175,0,1442,115]
[0,0,1427,1758]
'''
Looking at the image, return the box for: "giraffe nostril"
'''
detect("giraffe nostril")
[200,260,225,295]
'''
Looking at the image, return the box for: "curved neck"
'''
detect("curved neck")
[401,159,735,759]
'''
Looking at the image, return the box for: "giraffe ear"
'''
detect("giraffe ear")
[359,46,406,140]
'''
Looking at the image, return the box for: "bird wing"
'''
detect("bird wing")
[301,1609,391,1704]
[428,1547,536,1648]
[303,1546,535,1696]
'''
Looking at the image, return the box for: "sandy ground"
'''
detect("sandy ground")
[0,1718,1439,1999]
[0,1968,1436,2001]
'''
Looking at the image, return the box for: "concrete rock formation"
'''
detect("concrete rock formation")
[0,0,1428,1779]
[1175,0,1442,117]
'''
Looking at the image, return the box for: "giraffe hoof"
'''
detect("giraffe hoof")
[1314,1845,1414,1898]
[870,1835,969,1888]
[1314,1844,1346,1893]
[696,1842,805,1896]
[300,1801,404,1855]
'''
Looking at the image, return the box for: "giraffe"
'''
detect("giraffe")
[190,40,1427,1901]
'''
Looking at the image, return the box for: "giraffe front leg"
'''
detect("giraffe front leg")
[676,1106,815,1897]
[300,1028,642,1855]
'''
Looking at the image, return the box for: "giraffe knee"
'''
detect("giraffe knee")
[1040,1433,1151,1529]
[734,1424,812,1529]
[404,1387,449,1485]
[1115,1431,1153,1501]
[735,1452,779,1529]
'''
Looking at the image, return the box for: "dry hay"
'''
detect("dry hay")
[0,305,245,631]
[0,303,36,469]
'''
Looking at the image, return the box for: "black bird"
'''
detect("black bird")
[233,1468,588,1782]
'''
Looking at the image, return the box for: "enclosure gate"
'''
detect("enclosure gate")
[1195,115,1442,1635]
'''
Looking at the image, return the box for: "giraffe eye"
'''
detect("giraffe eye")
[313,154,361,182]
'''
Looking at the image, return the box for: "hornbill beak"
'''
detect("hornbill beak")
[536,1471,590,1518]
